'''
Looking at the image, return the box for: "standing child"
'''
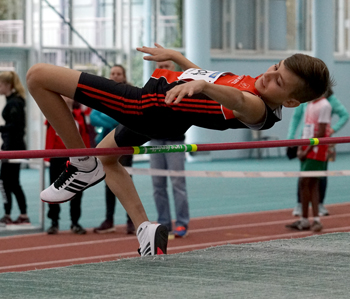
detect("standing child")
[286,88,349,217]
[26,43,332,256]
[286,97,332,232]
[0,71,29,225]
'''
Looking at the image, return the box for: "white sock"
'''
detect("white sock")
[137,221,151,237]
[313,217,320,223]
[69,156,96,171]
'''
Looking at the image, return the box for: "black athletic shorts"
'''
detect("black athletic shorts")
[74,72,192,145]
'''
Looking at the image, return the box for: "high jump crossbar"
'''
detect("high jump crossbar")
[0,136,349,160]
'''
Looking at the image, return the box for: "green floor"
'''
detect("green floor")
[1,152,350,233]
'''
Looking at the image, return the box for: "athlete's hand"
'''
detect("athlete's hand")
[137,43,174,62]
[165,80,207,105]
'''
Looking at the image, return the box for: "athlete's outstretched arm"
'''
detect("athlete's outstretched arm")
[137,43,200,70]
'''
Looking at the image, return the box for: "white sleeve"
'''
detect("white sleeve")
[318,103,332,124]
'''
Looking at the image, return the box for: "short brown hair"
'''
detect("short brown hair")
[284,54,333,103]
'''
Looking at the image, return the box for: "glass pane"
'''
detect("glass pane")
[235,0,256,50]
[0,0,25,45]
[269,0,287,51]
[211,0,223,49]
[156,0,183,48]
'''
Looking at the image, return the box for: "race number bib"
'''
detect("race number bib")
[178,68,233,83]
[302,124,315,139]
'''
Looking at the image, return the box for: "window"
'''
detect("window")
[0,0,25,45]
[335,0,350,56]
[211,0,313,54]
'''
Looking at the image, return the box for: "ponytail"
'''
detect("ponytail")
[0,71,26,99]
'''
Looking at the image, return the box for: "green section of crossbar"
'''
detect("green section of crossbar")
[132,144,198,154]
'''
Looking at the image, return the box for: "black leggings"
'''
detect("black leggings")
[0,161,27,215]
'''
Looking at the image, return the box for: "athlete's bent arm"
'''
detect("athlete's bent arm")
[165,80,266,125]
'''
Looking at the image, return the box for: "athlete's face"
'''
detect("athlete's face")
[109,66,126,83]
[255,60,301,108]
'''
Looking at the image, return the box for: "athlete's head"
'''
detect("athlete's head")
[0,71,26,99]
[284,54,332,103]
[255,54,332,109]
[109,64,127,84]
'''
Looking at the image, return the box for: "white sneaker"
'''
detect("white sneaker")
[292,203,302,216]
[137,223,168,256]
[318,204,330,216]
[41,158,105,204]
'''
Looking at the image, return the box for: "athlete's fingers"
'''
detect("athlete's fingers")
[154,43,164,49]
[143,55,154,61]
[136,46,151,55]
[173,88,189,104]
[187,88,194,97]
[165,86,181,104]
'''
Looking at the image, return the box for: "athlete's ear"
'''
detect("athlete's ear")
[282,99,300,108]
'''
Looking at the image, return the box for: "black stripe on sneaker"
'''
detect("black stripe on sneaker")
[69,182,86,190]
[142,242,151,256]
[65,186,81,193]
[72,179,88,186]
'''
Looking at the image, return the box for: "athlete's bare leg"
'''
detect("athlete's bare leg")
[96,130,149,228]
[27,63,149,228]
[26,63,85,149]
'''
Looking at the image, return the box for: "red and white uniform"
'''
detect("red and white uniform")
[302,98,332,161]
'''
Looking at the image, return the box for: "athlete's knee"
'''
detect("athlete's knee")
[98,154,121,167]
[26,63,49,92]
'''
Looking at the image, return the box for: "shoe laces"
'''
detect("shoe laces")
[54,161,78,189]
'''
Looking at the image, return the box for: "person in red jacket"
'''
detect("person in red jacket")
[45,96,90,234]
[27,44,332,256]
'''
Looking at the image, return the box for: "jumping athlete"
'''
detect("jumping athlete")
[26,43,332,257]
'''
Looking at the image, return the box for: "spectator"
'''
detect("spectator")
[149,60,190,238]
[0,71,29,225]
[287,88,349,216]
[286,96,332,232]
[45,96,89,234]
[92,65,135,234]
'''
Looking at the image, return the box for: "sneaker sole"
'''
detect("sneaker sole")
[154,225,168,255]
[41,174,106,204]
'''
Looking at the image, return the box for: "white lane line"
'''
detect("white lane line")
[1,213,350,255]
[1,226,350,272]
[2,202,350,240]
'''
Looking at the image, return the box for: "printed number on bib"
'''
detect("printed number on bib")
[178,68,233,84]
